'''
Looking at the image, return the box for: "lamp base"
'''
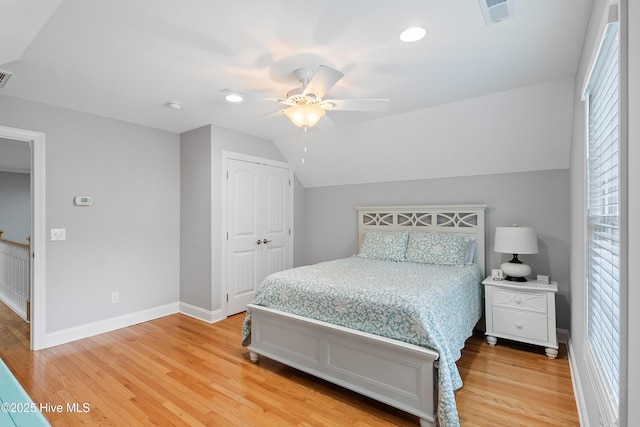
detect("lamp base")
[500,257,531,282]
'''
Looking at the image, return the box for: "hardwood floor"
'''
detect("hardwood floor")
[0,302,578,426]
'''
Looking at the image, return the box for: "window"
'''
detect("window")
[583,4,621,423]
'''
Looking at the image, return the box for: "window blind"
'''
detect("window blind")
[585,18,620,408]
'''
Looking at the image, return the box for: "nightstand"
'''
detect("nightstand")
[482,277,559,359]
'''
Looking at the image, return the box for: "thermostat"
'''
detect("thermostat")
[74,196,92,206]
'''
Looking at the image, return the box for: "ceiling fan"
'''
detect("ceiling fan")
[221,65,390,129]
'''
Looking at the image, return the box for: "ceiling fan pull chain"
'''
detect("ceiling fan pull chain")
[302,126,308,165]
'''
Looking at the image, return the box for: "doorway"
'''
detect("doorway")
[0,138,30,322]
[0,126,46,350]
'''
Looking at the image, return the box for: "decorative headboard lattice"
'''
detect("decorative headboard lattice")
[357,204,487,275]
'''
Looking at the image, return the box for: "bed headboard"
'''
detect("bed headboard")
[357,204,487,276]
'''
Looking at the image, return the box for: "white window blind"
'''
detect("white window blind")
[585,15,620,411]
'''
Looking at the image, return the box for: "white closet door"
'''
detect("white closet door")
[226,158,291,316]
[262,166,290,277]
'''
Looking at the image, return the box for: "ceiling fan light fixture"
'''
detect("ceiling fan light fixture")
[283,104,326,128]
[399,26,426,43]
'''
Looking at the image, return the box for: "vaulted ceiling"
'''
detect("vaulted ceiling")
[1,0,593,186]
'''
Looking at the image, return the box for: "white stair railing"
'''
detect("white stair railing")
[0,230,30,321]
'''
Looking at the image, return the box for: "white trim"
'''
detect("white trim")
[179,301,223,324]
[585,341,620,426]
[43,303,179,348]
[222,151,290,170]
[567,337,591,427]
[220,151,294,318]
[0,125,46,351]
[556,328,570,346]
[616,3,629,426]
[582,3,623,425]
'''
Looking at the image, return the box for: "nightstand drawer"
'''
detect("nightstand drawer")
[491,308,548,342]
[491,288,547,314]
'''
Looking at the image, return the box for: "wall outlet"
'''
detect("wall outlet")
[111,292,119,304]
[50,228,66,241]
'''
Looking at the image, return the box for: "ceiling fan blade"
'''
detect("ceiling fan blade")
[256,109,285,120]
[321,98,390,112]
[303,65,344,99]
[220,88,289,104]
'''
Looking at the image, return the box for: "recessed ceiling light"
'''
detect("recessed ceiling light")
[399,27,426,43]
[225,94,243,103]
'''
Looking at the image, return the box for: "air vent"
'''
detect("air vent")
[0,70,13,88]
[478,0,516,25]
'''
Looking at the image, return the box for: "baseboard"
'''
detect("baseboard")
[566,335,590,427]
[557,327,570,345]
[43,302,180,349]
[179,302,225,324]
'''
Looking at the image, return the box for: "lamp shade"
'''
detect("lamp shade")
[494,226,539,255]
[283,104,326,128]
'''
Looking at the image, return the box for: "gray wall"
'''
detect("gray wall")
[0,171,30,242]
[180,125,212,309]
[302,169,571,329]
[0,94,180,333]
[570,1,640,425]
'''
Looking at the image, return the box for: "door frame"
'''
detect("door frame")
[0,125,46,350]
[220,151,293,318]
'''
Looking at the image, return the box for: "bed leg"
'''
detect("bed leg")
[419,417,436,427]
[249,351,259,363]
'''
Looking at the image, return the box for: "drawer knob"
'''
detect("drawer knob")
[516,322,523,329]
[515,296,522,304]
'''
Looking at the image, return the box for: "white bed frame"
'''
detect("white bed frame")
[248,204,486,427]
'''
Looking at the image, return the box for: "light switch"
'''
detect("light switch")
[50,228,66,241]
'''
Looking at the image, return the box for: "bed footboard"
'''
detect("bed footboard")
[247,303,439,427]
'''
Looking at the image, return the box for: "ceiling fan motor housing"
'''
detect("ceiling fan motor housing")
[287,68,320,104]
[286,87,308,103]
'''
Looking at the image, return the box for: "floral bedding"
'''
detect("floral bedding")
[241,256,483,427]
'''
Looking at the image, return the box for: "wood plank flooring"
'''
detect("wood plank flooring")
[0,302,578,426]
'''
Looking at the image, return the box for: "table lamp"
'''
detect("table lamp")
[494,226,539,282]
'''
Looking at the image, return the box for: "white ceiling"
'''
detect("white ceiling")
[0,0,593,186]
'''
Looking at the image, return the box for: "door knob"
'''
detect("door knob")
[256,240,262,245]
[263,239,272,244]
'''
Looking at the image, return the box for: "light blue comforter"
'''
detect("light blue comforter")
[242,256,482,427]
